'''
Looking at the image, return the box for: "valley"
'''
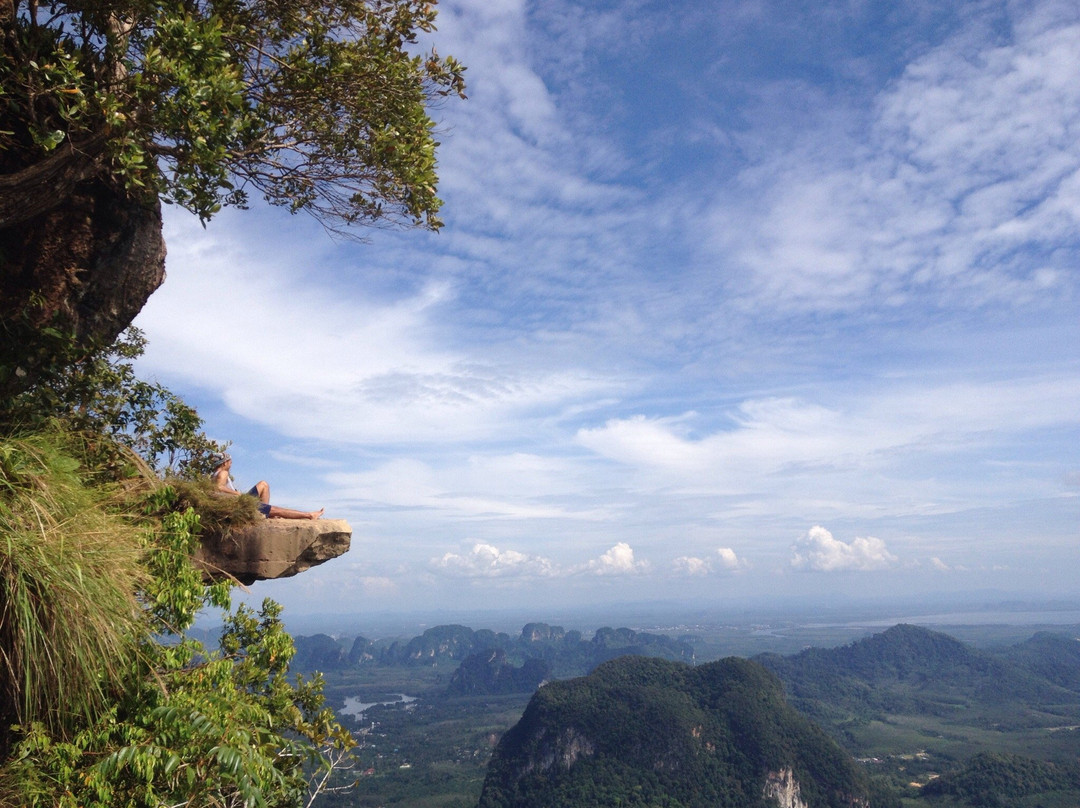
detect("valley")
[291,613,1080,807]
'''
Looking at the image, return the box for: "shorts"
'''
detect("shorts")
[257,502,271,516]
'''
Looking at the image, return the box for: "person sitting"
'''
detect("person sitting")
[210,453,323,520]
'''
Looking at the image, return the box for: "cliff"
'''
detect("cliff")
[193,518,351,585]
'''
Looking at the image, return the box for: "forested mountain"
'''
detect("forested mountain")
[990,631,1080,692]
[755,624,1080,723]
[477,655,890,808]
[446,649,551,696]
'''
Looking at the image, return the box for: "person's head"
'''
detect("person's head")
[210,452,232,472]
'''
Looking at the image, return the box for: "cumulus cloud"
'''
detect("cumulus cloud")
[673,547,743,576]
[790,526,898,572]
[716,547,742,570]
[673,556,712,576]
[584,542,649,576]
[434,541,650,579]
[434,543,556,578]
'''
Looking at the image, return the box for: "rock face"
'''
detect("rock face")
[194,519,351,585]
[764,768,809,808]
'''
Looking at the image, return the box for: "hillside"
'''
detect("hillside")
[755,624,1080,725]
[477,655,887,808]
[991,631,1080,692]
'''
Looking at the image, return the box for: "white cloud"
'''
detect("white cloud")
[673,556,711,576]
[324,455,609,520]
[575,379,1080,505]
[707,6,1080,312]
[715,547,742,570]
[930,557,951,572]
[584,542,648,576]
[137,210,615,446]
[434,542,556,578]
[673,547,742,576]
[128,1,1080,611]
[790,526,898,572]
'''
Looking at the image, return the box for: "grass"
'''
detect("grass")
[164,477,261,537]
[0,430,149,740]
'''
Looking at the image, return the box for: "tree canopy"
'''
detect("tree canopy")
[0,0,466,392]
[1,0,466,230]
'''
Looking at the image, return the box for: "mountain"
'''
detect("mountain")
[991,631,1080,693]
[290,622,694,679]
[291,633,348,670]
[446,648,550,696]
[478,655,888,808]
[754,624,1077,722]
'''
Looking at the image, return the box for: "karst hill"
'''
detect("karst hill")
[477,654,878,808]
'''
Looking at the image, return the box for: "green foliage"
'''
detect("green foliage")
[0,327,226,477]
[0,433,357,806]
[0,430,147,743]
[921,752,1080,807]
[2,0,466,229]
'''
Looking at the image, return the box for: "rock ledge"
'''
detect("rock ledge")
[194,519,351,585]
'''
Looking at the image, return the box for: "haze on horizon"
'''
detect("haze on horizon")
[136,0,1079,616]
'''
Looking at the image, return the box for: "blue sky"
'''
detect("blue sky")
[135,0,1079,616]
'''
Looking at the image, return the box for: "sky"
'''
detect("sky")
[134,0,1080,619]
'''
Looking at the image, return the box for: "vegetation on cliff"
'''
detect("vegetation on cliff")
[0,425,355,806]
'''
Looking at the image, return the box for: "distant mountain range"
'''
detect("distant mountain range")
[291,621,694,683]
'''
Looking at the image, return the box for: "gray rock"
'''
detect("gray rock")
[194,519,351,585]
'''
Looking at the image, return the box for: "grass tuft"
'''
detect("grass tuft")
[165,477,262,537]
[0,430,149,739]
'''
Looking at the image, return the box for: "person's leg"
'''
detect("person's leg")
[246,481,270,503]
[267,505,324,520]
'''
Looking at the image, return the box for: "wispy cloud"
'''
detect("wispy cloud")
[706,5,1080,313]
[135,0,1080,612]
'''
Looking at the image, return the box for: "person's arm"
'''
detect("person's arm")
[211,469,240,495]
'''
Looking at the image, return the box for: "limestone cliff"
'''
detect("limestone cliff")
[763,768,809,808]
[193,519,351,585]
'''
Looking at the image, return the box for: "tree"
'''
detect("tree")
[0,0,465,393]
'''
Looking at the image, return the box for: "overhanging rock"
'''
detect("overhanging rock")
[194,519,351,585]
